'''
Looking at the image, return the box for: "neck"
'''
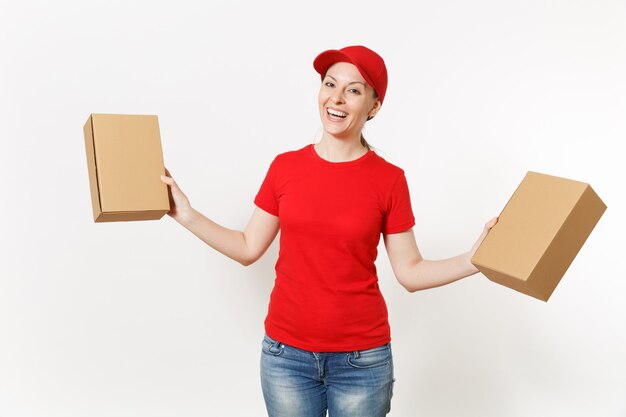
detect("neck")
[315,133,367,163]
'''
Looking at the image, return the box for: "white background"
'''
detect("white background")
[1,1,624,416]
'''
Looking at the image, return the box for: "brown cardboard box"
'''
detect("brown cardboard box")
[83,113,170,222]
[471,171,606,301]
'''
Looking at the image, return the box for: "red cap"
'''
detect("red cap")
[313,45,388,104]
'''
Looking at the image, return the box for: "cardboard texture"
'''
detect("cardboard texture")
[471,171,606,301]
[83,113,170,222]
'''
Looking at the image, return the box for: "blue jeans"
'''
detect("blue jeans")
[260,334,395,417]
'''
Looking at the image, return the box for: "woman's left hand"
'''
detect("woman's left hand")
[469,217,499,258]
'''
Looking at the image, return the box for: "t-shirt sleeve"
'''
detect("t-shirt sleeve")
[253,156,280,217]
[382,170,416,234]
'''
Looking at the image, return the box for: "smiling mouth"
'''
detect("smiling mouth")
[327,108,348,119]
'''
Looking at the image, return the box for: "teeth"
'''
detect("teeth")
[327,108,347,117]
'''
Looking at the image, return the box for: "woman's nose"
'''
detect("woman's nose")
[330,91,344,104]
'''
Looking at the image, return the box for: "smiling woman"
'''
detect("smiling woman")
[160,45,497,417]
[314,46,385,154]
[318,64,380,151]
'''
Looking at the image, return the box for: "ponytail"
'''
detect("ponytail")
[360,90,379,152]
[360,133,371,151]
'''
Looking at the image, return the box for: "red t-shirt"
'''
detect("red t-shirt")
[254,144,415,352]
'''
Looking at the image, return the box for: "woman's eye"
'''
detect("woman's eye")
[349,89,361,95]
[325,82,335,87]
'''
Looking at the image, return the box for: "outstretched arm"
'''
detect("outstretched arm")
[160,169,280,266]
[383,218,497,292]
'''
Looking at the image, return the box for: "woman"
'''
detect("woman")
[160,45,497,417]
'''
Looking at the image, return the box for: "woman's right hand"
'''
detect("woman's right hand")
[160,167,192,221]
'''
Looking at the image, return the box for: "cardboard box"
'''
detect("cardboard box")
[471,171,606,301]
[83,113,170,222]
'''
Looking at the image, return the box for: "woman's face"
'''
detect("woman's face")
[318,62,381,140]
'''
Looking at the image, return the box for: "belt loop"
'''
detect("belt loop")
[269,338,282,353]
[353,350,360,359]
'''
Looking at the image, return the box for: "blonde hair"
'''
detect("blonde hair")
[360,134,372,151]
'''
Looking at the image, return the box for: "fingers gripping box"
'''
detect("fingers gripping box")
[83,113,170,222]
[471,171,606,301]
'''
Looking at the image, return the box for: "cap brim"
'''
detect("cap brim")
[313,50,351,76]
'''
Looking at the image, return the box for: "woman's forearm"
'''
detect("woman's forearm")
[175,207,251,266]
[404,253,479,293]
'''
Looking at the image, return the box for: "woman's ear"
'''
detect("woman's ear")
[367,100,382,120]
